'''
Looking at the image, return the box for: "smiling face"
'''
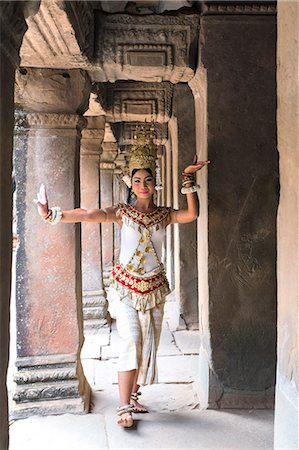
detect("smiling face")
[131,169,155,199]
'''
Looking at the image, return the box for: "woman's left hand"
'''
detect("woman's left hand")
[183,156,210,174]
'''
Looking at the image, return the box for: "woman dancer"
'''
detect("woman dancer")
[34,125,209,428]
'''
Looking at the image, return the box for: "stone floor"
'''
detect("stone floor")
[8,302,274,450]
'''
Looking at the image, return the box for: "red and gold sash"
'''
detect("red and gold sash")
[111,262,168,295]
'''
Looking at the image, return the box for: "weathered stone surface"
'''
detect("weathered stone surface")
[201,14,278,406]
[103,409,273,450]
[0,2,29,67]
[93,13,199,83]
[158,355,199,383]
[80,115,108,328]
[96,81,173,123]
[15,68,90,114]
[172,84,198,328]
[20,0,94,68]
[157,324,181,356]
[274,2,299,449]
[100,141,118,285]
[173,330,200,354]
[0,3,32,448]
[9,414,109,450]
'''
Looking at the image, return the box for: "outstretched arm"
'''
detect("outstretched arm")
[170,157,210,224]
[33,184,119,224]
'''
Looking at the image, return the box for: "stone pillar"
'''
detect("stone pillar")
[100,142,118,287]
[80,116,108,332]
[12,68,91,418]
[189,68,210,407]
[113,150,127,262]
[0,2,29,447]
[274,2,299,448]
[201,11,278,408]
[171,84,198,329]
[165,139,174,289]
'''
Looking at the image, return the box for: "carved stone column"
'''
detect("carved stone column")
[12,68,91,418]
[80,116,108,332]
[165,139,174,290]
[113,150,128,263]
[100,141,118,287]
[170,83,198,330]
[0,2,30,446]
[189,68,210,407]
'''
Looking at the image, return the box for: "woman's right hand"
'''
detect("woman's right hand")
[33,184,49,219]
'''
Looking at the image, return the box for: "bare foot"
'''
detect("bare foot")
[117,412,134,428]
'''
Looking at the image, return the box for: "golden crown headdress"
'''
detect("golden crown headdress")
[128,122,157,177]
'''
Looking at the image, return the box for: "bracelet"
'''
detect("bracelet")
[181,184,200,195]
[44,207,62,225]
[182,172,195,180]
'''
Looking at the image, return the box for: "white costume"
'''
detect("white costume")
[111,203,171,385]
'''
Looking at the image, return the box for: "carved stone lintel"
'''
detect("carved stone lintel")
[99,81,173,123]
[94,12,199,83]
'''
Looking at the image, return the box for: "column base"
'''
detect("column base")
[10,355,90,419]
[9,396,90,420]
[208,370,275,409]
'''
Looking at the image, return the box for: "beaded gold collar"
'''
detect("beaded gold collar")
[117,203,171,228]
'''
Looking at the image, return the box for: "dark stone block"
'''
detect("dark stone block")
[201,14,278,400]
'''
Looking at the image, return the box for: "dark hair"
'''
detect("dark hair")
[127,168,154,203]
[131,168,153,177]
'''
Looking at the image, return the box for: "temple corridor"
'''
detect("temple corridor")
[0,1,298,450]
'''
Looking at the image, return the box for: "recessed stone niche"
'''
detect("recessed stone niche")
[95,81,173,123]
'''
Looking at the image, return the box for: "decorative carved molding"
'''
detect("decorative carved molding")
[0,2,28,67]
[13,381,80,403]
[13,367,77,385]
[100,81,173,123]
[100,162,116,170]
[94,13,199,83]
[12,361,82,403]
[81,128,105,140]
[20,1,94,68]
[15,111,87,130]
[201,2,277,15]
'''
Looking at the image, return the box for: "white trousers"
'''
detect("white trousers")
[114,292,165,386]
